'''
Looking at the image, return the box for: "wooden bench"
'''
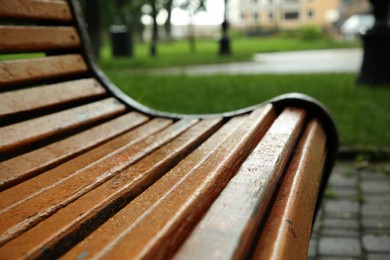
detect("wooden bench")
[0,0,338,259]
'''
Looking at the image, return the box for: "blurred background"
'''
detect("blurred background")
[79,0,389,153]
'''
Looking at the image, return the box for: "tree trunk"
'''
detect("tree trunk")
[85,0,101,60]
[164,0,173,41]
[150,0,158,56]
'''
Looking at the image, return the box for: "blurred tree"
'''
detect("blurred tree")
[164,0,174,41]
[149,0,159,56]
[177,0,206,53]
[84,0,102,60]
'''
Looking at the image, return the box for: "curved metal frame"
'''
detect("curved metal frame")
[68,0,338,215]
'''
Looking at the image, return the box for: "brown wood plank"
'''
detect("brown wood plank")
[0,119,198,246]
[0,26,80,52]
[0,54,88,88]
[0,98,126,153]
[0,118,223,259]
[0,0,72,22]
[253,119,327,260]
[0,118,171,212]
[61,105,276,260]
[0,112,149,191]
[0,78,106,119]
[174,108,306,260]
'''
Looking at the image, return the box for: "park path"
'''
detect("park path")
[155,48,362,75]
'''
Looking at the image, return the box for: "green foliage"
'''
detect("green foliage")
[280,26,327,41]
[298,26,324,41]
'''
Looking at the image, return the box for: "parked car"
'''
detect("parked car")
[340,14,374,39]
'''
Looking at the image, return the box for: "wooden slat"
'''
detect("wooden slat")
[174,108,306,260]
[0,79,106,118]
[0,118,171,212]
[0,78,106,118]
[0,0,72,22]
[0,112,149,191]
[0,26,80,52]
[0,119,198,246]
[0,98,126,153]
[61,105,276,260]
[0,54,88,88]
[0,118,223,259]
[253,119,327,260]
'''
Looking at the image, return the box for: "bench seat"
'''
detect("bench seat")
[0,0,338,259]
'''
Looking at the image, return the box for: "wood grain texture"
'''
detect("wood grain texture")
[0,118,222,259]
[0,119,197,246]
[174,108,306,260]
[0,26,80,52]
[253,119,327,260]
[0,0,72,21]
[0,98,126,153]
[0,118,171,212]
[62,105,276,260]
[0,112,149,191]
[0,54,88,88]
[0,78,106,118]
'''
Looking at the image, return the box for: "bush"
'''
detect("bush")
[298,26,324,41]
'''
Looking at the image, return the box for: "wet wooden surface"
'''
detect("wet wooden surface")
[62,106,276,260]
[0,55,88,88]
[0,0,72,21]
[174,108,306,260]
[253,119,327,260]
[0,98,126,153]
[0,78,106,118]
[0,26,80,52]
[0,112,149,190]
[0,118,222,259]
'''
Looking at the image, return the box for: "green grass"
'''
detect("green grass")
[100,36,359,70]
[106,72,390,148]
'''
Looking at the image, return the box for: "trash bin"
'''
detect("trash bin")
[109,25,133,57]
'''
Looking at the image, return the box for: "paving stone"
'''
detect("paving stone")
[332,188,359,199]
[319,237,361,257]
[364,195,390,204]
[363,219,390,229]
[362,204,390,218]
[360,171,389,180]
[363,235,390,253]
[367,254,390,260]
[322,229,360,238]
[324,200,359,218]
[361,180,390,193]
[364,229,390,236]
[308,239,317,258]
[329,173,358,188]
[323,218,359,229]
[318,257,360,260]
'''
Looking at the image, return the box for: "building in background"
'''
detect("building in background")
[227,0,370,32]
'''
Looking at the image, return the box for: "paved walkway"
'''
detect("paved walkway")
[309,162,390,260]
[156,48,363,75]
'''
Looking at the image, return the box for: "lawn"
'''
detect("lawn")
[105,72,390,149]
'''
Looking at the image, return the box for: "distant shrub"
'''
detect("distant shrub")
[298,26,323,41]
